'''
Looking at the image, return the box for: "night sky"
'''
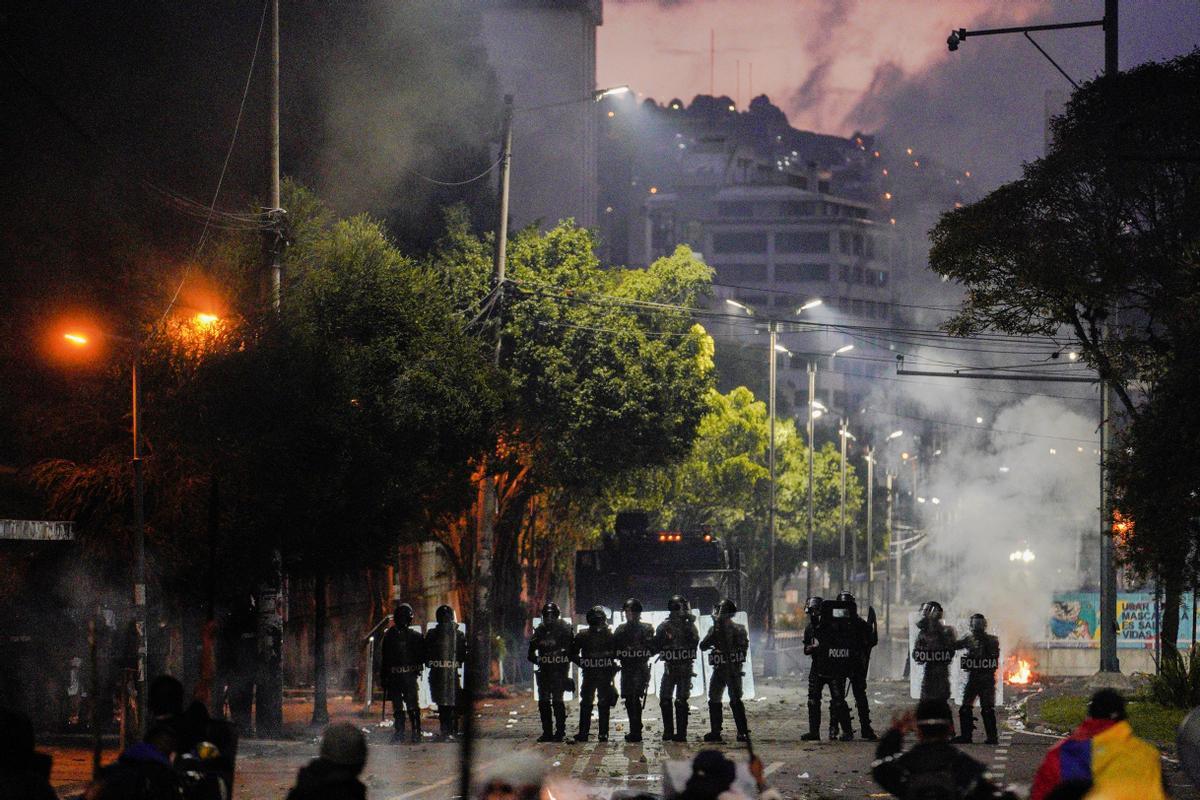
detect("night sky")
[599,0,1199,188]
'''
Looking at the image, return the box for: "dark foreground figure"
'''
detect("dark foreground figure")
[873,699,1015,800]
[286,722,367,800]
[0,708,56,800]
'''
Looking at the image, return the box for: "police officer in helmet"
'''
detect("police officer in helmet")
[952,613,1000,744]
[380,602,425,743]
[528,601,573,742]
[836,591,878,740]
[913,601,958,729]
[700,599,751,742]
[570,606,619,742]
[653,594,699,742]
[424,604,466,740]
[613,598,656,742]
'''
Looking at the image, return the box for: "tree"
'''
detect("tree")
[605,386,864,625]
[929,51,1200,652]
[429,220,717,671]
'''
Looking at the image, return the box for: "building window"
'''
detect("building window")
[865,236,876,259]
[852,234,864,256]
[782,201,815,217]
[876,270,890,286]
[775,263,829,282]
[853,266,864,284]
[718,201,754,218]
[839,231,851,255]
[776,231,830,254]
[866,301,877,318]
[852,299,864,316]
[717,263,767,282]
[713,232,768,253]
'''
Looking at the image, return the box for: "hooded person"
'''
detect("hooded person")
[699,599,750,743]
[0,708,57,800]
[381,602,425,743]
[613,597,656,743]
[478,750,547,800]
[285,723,368,800]
[653,595,700,742]
[528,601,574,743]
[88,724,186,800]
[570,605,619,742]
[424,604,467,740]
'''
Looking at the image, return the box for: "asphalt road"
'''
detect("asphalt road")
[47,676,1199,799]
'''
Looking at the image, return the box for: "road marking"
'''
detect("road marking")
[764,761,784,777]
[387,754,505,800]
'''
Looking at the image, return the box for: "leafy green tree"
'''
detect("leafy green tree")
[929,51,1200,651]
[606,386,864,625]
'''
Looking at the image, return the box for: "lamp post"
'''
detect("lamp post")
[875,429,902,638]
[724,296,819,675]
[946,0,1120,675]
[839,421,856,592]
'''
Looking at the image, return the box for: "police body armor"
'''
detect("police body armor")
[701,608,751,743]
[655,615,699,676]
[705,617,749,676]
[913,619,958,702]
[425,622,466,707]
[572,619,619,741]
[529,618,574,692]
[953,627,1001,744]
[381,624,425,692]
[613,620,656,697]
[820,602,858,679]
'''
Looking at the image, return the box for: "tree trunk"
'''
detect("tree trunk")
[254,548,284,737]
[311,572,329,725]
[1162,570,1183,657]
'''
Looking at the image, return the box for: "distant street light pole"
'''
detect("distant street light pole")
[839,420,855,591]
[946,0,1120,674]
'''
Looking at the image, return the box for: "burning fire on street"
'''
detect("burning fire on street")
[1004,654,1036,685]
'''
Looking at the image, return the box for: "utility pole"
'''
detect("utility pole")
[131,356,146,735]
[866,447,874,607]
[884,472,893,638]
[806,362,816,599]
[461,93,513,800]
[839,418,848,591]
[268,0,282,310]
[765,320,777,673]
[1098,0,1121,675]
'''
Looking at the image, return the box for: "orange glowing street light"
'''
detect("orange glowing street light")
[63,333,89,346]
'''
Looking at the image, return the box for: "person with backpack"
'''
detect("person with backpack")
[872,700,1015,800]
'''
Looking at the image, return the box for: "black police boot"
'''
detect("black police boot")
[982,706,999,745]
[537,702,555,743]
[703,702,724,742]
[673,700,689,742]
[598,703,611,742]
[553,699,567,742]
[574,703,592,742]
[391,708,405,743]
[952,706,974,743]
[801,701,821,741]
[409,710,421,743]
[837,705,855,741]
[858,706,877,741]
[660,700,675,741]
[730,700,750,743]
[625,700,643,743]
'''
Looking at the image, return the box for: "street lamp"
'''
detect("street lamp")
[839,422,857,591]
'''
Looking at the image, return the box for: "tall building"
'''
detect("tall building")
[479,0,602,231]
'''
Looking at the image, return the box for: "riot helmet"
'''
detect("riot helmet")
[586,605,608,628]
[715,599,737,619]
[836,591,855,604]
[667,594,690,617]
[920,601,944,621]
[541,602,561,622]
[623,597,643,622]
[804,596,824,617]
[969,613,987,634]
[393,602,414,626]
[435,604,456,625]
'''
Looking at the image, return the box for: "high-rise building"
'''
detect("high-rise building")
[479,0,602,231]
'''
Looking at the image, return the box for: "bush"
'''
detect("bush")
[1149,645,1200,709]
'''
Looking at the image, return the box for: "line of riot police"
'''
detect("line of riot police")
[528,595,751,744]
[913,600,1000,745]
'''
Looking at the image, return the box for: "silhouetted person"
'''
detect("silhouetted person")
[0,708,57,800]
[88,724,186,800]
[380,603,424,743]
[286,722,367,800]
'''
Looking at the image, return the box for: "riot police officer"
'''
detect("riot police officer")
[699,599,750,743]
[424,604,466,740]
[380,602,425,743]
[613,598,656,743]
[952,613,1000,744]
[571,605,618,742]
[528,602,573,743]
[913,601,958,710]
[654,594,699,742]
[802,596,852,741]
[838,591,878,741]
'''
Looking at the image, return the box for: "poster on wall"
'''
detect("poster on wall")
[1048,592,1196,648]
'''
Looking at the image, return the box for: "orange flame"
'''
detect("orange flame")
[1004,657,1033,685]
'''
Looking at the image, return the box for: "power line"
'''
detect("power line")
[404,155,504,187]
